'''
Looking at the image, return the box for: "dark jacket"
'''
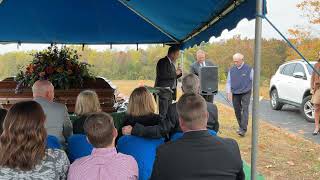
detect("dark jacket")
[131,102,219,139]
[150,130,244,180]
[190,60,215,76]
[72,115,88,134]
[123,113,161,127]
[154,56,182,100]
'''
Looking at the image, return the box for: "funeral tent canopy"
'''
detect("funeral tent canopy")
[0,0,266,179]
[0,0,263,49]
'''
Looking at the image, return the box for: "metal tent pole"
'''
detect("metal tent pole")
[180,50,184,74]
[251,0,263,179]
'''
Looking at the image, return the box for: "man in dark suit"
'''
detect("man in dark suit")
[150,93,244,180]
[154,45,182,116]
[190,49,215,102]
[122,73,219,139]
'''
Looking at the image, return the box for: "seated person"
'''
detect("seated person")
[32,80,73,143]
[122,73,219,139]
[124,87,161,127]
[0,101,70,179]
[68,112,138,180]
[0,107,7,134]
[150,94,244,180]
[73,90,102,134]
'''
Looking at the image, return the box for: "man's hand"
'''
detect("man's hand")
[176,68,182,75]
[122,125,133,135]
[227,93,232,102]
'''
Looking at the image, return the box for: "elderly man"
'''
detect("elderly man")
[150,93,244,180]
[190,49,215,76]
[190,49,215,102]
[32,80,73,142]
[226,53,253,137]
[122,73,219,139]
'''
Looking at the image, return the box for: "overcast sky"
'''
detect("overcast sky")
[0,0,319,54]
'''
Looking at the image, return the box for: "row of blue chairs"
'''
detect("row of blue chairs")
[46,130,217,180]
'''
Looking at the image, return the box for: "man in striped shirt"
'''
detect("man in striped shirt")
[68,112,138,180]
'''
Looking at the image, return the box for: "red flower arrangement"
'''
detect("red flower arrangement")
[15,45,94,91]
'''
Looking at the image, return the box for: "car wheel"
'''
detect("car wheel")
[301,95,314,123]
[270,89,283,110]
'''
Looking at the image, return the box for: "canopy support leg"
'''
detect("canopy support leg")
[251,0,263,179]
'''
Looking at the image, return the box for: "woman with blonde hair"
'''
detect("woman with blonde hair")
[311,51,320,135]
[0,101,69,179]
[73,90,102,134]
[123,87,161,127]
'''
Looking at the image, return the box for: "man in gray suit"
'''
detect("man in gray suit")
[32,80,73,143]
[190,49,215,102]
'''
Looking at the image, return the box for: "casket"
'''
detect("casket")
[0,77,117,113]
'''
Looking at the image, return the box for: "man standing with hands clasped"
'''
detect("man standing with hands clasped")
[226,53,253,137]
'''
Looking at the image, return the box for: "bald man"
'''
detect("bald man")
[190,49,215,102]
[32,80,73,143]
[226,53,253,137]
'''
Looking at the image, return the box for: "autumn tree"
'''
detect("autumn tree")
[297,0,320,24]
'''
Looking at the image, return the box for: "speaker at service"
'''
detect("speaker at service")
[199,66,218,95]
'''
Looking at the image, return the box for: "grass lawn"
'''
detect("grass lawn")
[112,80,320,179]
[218,103,320,180]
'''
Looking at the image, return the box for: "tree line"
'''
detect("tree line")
[0,0,319,85]
[0,36,319,85]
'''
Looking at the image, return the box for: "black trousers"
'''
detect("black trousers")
[232,91,251,132]
[157,89,174,117]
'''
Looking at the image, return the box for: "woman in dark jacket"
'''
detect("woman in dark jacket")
[123,87,161,127]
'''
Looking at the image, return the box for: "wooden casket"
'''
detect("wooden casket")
[0,77,117,113]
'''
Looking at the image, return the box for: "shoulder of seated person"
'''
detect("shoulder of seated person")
[117,152,138,163]
[155,140,178,152]
[51,101,67,109]
[46,148,67,158]
[216,137,239,147]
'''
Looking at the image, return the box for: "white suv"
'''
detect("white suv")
[269,60,316,122]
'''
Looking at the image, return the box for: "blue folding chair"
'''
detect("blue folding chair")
[67,134,93,163]
[117,135,164,180]
[46,135,62,149]
[170,129,217,141]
